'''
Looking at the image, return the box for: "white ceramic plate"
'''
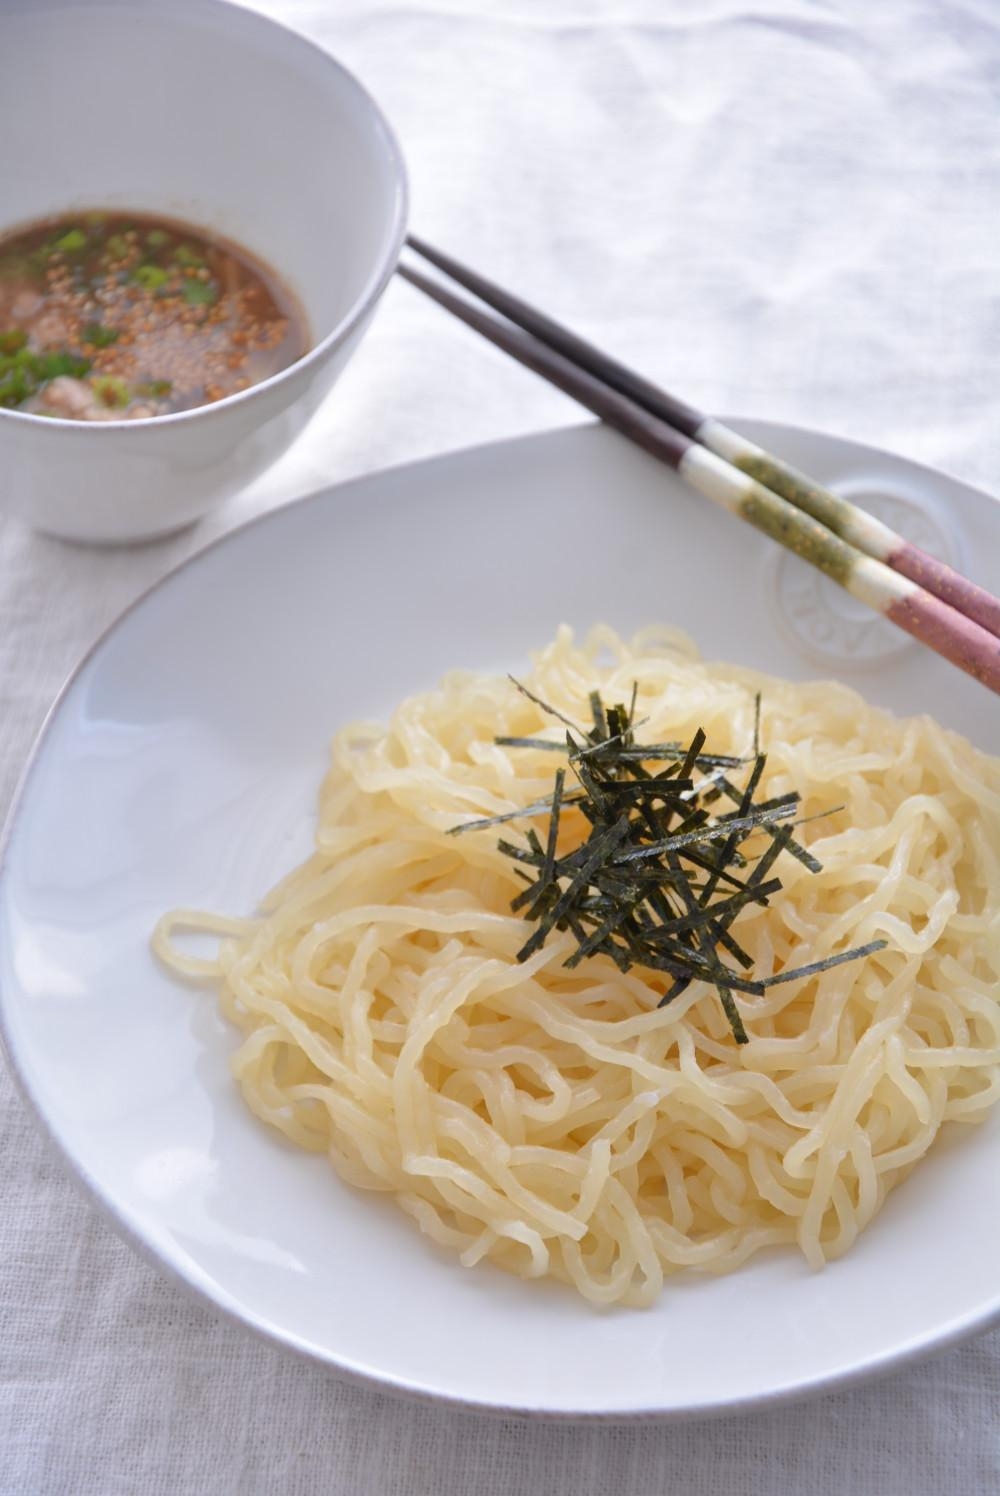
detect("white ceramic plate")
[2,420,998,1418]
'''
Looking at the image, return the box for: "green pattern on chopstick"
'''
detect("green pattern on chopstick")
[740,482,856,587]
[732,452,857,539]
[678,447,887,599]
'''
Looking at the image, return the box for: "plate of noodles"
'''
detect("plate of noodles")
[1,419,998,1417]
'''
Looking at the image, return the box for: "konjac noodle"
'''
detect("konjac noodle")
[0,210,309,419]
[154,626,1000,1307]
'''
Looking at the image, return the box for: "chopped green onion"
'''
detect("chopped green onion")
[0,329,28,355]
[0,365,33,406]
[105,234,130,261]
[132,264,169,291]
[134,379,172,398]
[82,322,119,349]
[90,375,130,408]
[174,245,205,268]
[181,279,217,306]
[53,228,86,253]
[35,351,91,380]
[146,229,171,249]
[0,342,90,405]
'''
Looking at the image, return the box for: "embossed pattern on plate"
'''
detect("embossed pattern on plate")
[772,482,957,668]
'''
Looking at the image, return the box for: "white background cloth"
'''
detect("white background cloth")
[2,0,999,1490]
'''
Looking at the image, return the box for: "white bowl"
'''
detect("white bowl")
[0,0,408,543]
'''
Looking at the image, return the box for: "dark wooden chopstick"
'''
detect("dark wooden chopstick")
[406,234,1000,643]
[399,243,1000,696]
[397,261,690,469]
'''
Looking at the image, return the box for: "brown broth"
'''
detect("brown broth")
[0,210,310,419]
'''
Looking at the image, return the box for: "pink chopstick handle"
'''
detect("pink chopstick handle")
[890,542,1000,642]
[887,589,1000,695]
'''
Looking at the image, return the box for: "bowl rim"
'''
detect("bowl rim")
[0,0,409,434]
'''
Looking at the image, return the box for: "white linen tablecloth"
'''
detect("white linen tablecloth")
[3,1,999,1490]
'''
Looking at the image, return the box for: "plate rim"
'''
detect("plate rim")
[2,416,998,1420]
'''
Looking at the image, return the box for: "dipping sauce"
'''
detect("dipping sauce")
[0,211,309,419]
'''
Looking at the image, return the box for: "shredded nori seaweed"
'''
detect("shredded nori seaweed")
[450,682,887,1044]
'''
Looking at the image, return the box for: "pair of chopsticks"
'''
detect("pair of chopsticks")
[398,236,1000,697]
